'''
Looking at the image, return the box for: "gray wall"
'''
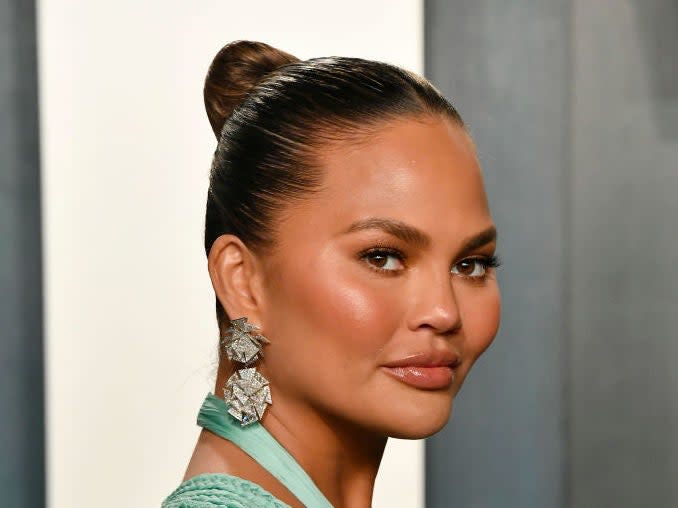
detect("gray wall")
[425,1,678,507]
[571,1,678,506]
[425,2,570,506]
[0,0,45,506]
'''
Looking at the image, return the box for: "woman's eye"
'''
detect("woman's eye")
[361,249,405,272]
[451,256,500,279]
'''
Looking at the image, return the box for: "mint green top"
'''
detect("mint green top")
[161,393,334,508]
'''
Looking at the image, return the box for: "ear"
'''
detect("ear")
[207,234,265,325]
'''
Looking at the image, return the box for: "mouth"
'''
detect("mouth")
[381,351,461,390]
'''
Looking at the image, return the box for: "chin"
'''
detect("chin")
[381,395,455,439]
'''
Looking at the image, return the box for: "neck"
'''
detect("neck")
[263,393,387,508]
[213,372,387,508]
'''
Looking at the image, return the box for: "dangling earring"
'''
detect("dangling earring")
[221,317,272,426]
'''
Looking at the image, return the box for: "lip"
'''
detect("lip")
[382,365,455,389]
[381,351,461,390]
[382,351,461,369]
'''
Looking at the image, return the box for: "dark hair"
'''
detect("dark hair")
[203,40,465,332]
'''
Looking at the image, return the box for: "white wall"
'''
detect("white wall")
[37,1,424,506]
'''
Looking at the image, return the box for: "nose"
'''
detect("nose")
[407,268,462,335]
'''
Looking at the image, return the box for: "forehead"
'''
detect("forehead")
[321,116,487,213]
[275,115,492,246]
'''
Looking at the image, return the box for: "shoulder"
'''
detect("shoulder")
[161,473,292,508]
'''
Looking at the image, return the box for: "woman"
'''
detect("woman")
[162,40,501,508]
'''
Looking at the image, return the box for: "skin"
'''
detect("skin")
[184,114,501,508]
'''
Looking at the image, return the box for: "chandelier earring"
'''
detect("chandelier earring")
[221,317,272,426]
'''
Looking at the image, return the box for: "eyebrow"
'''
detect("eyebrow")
[343,217,431,248]
[342,217,497,254]
[457,225,497,257]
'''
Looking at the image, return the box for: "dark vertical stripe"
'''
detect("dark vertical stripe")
[0,0,46,505]
[424,1,571,507]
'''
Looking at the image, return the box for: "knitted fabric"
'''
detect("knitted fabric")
[161,472,291,508]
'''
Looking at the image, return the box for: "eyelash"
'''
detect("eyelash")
[358,245,502,282]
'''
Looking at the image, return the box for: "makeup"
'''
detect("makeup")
[381,365,455,390]
[381,351,460,389]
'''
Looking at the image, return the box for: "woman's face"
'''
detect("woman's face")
[257,115,501,438]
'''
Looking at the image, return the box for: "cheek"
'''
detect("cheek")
[459,282,501,362]
[267,253,403,366]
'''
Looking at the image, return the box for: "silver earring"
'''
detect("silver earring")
[221,317,272,426]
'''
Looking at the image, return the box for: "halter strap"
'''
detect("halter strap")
[197,393,334,508]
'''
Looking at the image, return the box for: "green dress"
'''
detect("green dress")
[161,393,334,508]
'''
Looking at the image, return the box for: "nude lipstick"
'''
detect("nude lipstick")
[381,352,460,390]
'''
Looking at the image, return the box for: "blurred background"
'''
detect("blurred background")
[1,1,676,507]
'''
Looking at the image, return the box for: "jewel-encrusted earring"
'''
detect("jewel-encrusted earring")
[221,317,272,426]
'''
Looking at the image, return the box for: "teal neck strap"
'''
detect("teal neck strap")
[197,393,334,508]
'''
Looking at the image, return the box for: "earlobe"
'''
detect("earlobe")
[207,234,263,321]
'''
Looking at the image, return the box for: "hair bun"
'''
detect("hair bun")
[204,40,299,139]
